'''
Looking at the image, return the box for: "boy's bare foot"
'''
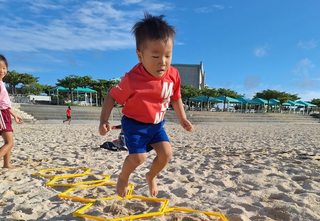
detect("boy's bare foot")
[145,172,158,197]
[116,174,128,198]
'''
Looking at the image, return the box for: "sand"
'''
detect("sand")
[0,122,319,221]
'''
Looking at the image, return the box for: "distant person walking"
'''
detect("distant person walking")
[0,54,23,175]
[63,106,71,125]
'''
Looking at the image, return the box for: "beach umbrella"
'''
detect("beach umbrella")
[286,100,305,114]
[251,98,269,112]
[189,96,209,111]
[296,101,317,114]
[209,97,224,103]
[217,96,242,103]
[281,102,292,113]
[217,96,242,112]
[252,98,268,104]
[287,100,303,106]
[296,101,317,107]
[189,96,208,102]
[269,98,280,105]
[236,97,248,112]
[236,97,262,112]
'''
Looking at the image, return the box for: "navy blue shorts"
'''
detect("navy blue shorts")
[121,116,170,154]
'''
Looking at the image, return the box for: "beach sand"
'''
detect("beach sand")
[0,122,319,221]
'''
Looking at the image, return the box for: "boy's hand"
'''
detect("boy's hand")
[180,119,194,132]
[99,121,111,135]
[14,115,23,124]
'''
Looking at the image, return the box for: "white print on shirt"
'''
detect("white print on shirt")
[116,85,122,90]
[154,82,173,124]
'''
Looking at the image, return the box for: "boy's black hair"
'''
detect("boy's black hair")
[132,12,176,51]
[0,54,8,68]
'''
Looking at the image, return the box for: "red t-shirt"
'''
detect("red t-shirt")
[110,63,181,124]
[66,109,71,116]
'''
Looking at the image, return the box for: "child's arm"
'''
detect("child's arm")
[171,98,193,131]
[99,93,116,135]
[9,109,23,124]
[0,112,2,130]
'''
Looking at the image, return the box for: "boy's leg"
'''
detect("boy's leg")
[117,153,146,198]
[146,141,172,197]
[0,131,14,168]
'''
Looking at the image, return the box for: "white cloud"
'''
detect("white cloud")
[292,90,320,101]
[292,58,315,76]
[294,78,319,88]
[121,0,143,5]
[254,46,267,57]
[0,1,173,52]
[297,40,317,49]
[213,5,224,10]
[195,4,224,13]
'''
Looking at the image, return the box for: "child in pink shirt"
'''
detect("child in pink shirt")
[0,54,23,175]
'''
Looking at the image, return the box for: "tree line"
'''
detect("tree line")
[4,70,320,107]
[4,71,120,106]
[180,85,320,110]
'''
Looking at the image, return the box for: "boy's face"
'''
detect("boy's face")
[136,37,173,78]
[0,60,7,81]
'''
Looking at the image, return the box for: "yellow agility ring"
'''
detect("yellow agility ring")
[31,167,228,220]
[58,182,134,203]
[46,174,111,187]
[73,195,169,221]
[164,207,228,221]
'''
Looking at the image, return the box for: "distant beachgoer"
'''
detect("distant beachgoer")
[99,12,194,198]
[63,106,71,125]
[0,54,23,175]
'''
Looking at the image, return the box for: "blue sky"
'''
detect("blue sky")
[1,0,319,101]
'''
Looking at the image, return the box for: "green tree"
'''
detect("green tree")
[20,73,39,85]
[3,70,21,94]
[56,75,78,103]
[42,85,55,96]
[255,90,300,112]
[77,75,93,88]
[181,85,200,108]
[89,78,119,106]
[277,92,300,104]
[56,75,93,103]
[200,88,219,110]
[217,88,241,111]
[254,89,279,112]
[18,73,40,94]
[20,82,44,95]
[310,98,320,106]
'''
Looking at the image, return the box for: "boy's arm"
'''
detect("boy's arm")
[99,93,116,135]
[9,109,23,124]
[171,98,193,131]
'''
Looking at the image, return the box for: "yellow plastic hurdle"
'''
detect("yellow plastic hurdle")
[73,195,169,221]
[32,167,228,221]
[164,207,228,221]
[46,174,111,187]
[58,182,134,203]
